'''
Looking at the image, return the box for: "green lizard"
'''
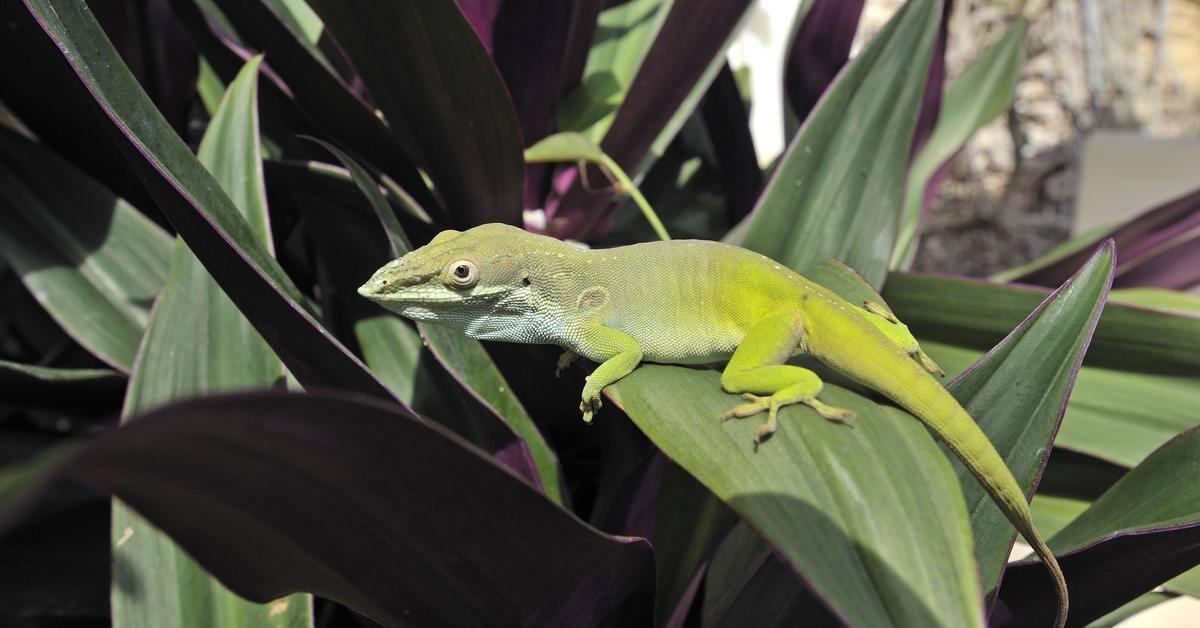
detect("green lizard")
[359,223,1068,627]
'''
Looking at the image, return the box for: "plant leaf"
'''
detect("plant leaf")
[994,426,1200,626]
[652,460,737,625]
[549,0,753,239]
[784,0,864,121]
[605,371,984,624]
[1109,287,1200,313]
[1001,185,1200,289]
[0,130,172,371]
[112,56,312,628]
[736,0,944,286]
[202,0,432,207]
[0,391,656,627]
[0,359,125,415]
[304,0,524,227]
[700,522,841,626]
[892,17,1025,268]
[945,242,1113,598]
[882,273,1200,467]
[22,0,398,400]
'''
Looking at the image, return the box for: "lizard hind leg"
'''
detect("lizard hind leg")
[720,310,855,444]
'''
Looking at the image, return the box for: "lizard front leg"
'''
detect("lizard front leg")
[720,309,855,443]
[574,323,643,423]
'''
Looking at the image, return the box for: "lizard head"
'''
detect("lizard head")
[357,223,550,335]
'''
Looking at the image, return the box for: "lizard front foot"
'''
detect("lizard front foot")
[580,395,602,423]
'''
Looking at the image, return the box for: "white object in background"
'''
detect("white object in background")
[727,0,805,167]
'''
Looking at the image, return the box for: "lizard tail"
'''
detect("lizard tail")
[904,380,1069,628]
[805,306,1068,627]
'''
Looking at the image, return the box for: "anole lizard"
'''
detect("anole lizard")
[359,223,1068,627]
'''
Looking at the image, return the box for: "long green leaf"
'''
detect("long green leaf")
[892,18,1025,268]
[113,57,312,628]
[607,365,983,626]
[736,0,943,286]
[557,0,670,143]
[0,130,171,371]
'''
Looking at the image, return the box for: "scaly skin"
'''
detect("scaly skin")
[359,223,1068,627]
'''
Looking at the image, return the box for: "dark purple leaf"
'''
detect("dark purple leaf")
[458,0,585,209]
[908,0,951,160]
[1015,186,1200,289]
[701,63,762,224]
[994,426,1200,626]
[1,391,656,627]
[196,0,435,211]
[23,0,398,401]
[0,2,154,214]
[1115,231,1200,290]
[784,0,865,121]
[457,0,501,53]
[547,0,754,239]
[305,0,524,228]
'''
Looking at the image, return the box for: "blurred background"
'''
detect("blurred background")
[731,0,1200,278]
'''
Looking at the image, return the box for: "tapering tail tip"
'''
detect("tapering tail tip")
[1032,537,1069,628]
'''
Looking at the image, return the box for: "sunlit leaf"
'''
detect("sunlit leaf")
[0,131,171,371]
[736,0,944,286]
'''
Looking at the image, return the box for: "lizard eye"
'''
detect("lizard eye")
[444,259,479,288]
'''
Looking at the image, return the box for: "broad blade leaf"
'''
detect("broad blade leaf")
[0,391,656,627]
[304,0,524,227]
[605,368,984,626]
[995,426,1200,626]
[736,0,944,286]
[113,57,311,628]
[892,17,1025,268]
[0,130,172,371]
[23,0,397,400]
